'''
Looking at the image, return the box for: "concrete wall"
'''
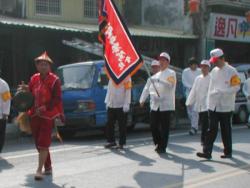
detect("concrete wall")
[0,0,17,13]
[0,0,24,17]
[141,0,193,33]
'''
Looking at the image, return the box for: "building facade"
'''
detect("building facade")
[0,0,198,87]
[123,0,198,68]
[25,0,197,68]
[203,0,250,63]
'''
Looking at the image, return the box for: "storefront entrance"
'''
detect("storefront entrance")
[215,40,250,63]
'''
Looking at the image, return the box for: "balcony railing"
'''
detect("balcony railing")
[206,0,250,10]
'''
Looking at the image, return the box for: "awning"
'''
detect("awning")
[129,27,197,39]
[0,16,93,33]
[0,16,197,39]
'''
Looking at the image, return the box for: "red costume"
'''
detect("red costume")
[28,72,63,171]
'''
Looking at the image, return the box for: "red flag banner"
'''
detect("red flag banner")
[98,0,143,85]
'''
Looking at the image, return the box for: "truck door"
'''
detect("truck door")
[94,66,108,126]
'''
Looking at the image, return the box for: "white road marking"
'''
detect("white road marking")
[1,126,247,160]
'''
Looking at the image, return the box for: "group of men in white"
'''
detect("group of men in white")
[103,47,245,159]
[182,48,243,159]
[138,48,242,159]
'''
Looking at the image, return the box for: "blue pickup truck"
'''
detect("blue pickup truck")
[56,60,150,137]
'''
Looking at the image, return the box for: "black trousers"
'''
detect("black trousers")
[203,110,232,155]
[106,108,127,145]
[199,111,209,145]
[0,119,7,153]
[150,110,172,150]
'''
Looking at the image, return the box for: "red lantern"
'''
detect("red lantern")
[189,0,200,15]
[245,11,250,23]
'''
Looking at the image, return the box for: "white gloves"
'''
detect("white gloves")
[210,89,221,96]
[123,104,130,113]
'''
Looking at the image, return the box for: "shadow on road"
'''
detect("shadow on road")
[0,157,14,172]
[133,171,183,188]
[22,174,76,188]
[202,145,250,174]
[168,143,196,154]
[131,152,214,188]
[212,142,250,160]
[112,148,156,166]
[114,145,215,188]
[161,152,215,173]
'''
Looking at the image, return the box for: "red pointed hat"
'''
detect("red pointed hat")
[34,51,53,64]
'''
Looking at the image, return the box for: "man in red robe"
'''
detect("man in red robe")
[19,51,64,180]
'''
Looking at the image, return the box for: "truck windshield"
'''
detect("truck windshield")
[57,64,95,90]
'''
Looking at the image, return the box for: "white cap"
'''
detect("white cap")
[209,48,224,63]
[151,60,160,66]
[159,52,171,62]
[200,60,211,67]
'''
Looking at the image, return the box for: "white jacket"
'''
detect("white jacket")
[139,78,152,107]
[139,68,176,111]
[182,67,201,97]
[0,78,11,118]
[185,74,210,112]
[105,78,131,108]
[208,63,240,112]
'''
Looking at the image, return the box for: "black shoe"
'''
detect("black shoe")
[116,145,124,150]
[104,142,117,149]
[154,145,159,151]
[155,147,166,154]
[189,128,197,135]
[196,152,212,159]
[220,154,232,159]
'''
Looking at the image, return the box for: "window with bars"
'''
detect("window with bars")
[35,0,61,15]
[83,0,98,18]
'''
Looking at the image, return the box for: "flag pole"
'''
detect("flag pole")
[143,61,160,97]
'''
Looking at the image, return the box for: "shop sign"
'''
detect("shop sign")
[209,13,250,43]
